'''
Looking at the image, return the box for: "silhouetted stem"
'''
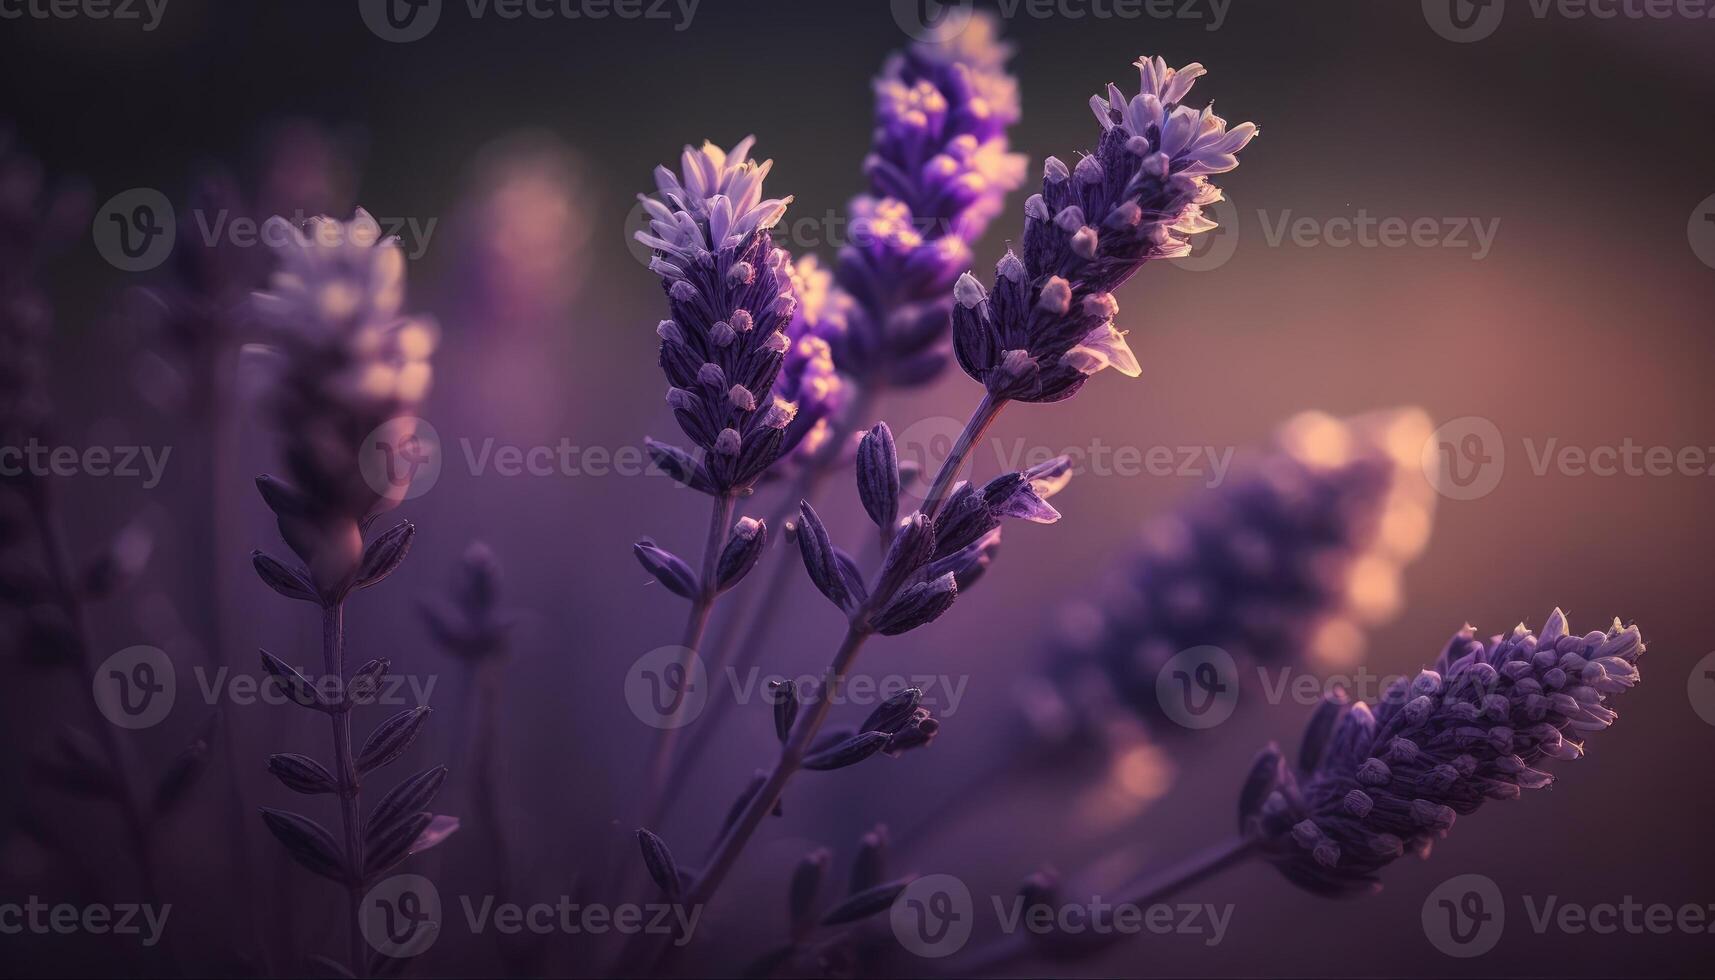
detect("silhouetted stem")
[919,392,1007,519]
[640,490,737,830]
[321,601,367,979]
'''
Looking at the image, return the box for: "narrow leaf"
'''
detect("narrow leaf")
[636,828,683,901]
[253,551,320,604]
[818,876,915,925]
[260,807,347,882]
[357,521,415,590]
[268,753,339,795]
[801,731,889,771]
[357,706,431,774]
[366,766,448,840]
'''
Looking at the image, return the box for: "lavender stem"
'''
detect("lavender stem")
[919,393,1007,520]
[640,490,737,830]
[321,601,367,979]
[950,836,1259,976]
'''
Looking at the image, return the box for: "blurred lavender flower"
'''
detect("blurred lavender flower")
[250,207,454,976]
[451,130,590,325]
[249,208,438,596]
[1036,409,1436,738]
[832,13,1027,388]
[1245,609,1645,896]
[637,137,807,494]
[775,255,850,465]
[952,57,1257,402]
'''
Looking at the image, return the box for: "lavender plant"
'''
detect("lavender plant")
[627,58,1257,969]
[950,610,1646,972]
[1037,408,1437,742]
[249,208,456,977]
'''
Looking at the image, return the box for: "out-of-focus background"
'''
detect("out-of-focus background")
[3,0,1714,976]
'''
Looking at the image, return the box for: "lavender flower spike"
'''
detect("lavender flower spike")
[832,12,1028,388]
[1245,610,1645,896]
[954,57,1257,402]
[637,138,806,493]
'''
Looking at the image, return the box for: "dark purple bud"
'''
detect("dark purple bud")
[860,688,923,735]
[882,709,940,756]
[153,714,216,815]
[356,521,414,590]
[268,753,338,795]
[789,848,832,937]
[366,766,448,842]
[252,551,320,604]
[770,679,799,744]
[802,731,890,771]
[255,474,310,517]
[856,423,900,530]
[796,501,858,614]
[715,517,767,593]
[874,513,936,603]
[1238,743,1284,834]
[851,825,889,893]
[819,876,914,925]
[872,573,958,636]
[356,706,431,774]
[636,828,684,901]
[365,811,433,879]
[634,538,699,599]
[345,658,390,706]
[260,649,326,711]
[645,438,713,494]
[259,808,346,883]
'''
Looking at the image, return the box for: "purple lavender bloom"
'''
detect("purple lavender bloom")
[775,254,850,463]
[1040,410,1436,737]
[831,13,1027,388]
[250,208,438,595]
[636,137,807,493]
[1245,609,1645,896]
[953,57,1257,402]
